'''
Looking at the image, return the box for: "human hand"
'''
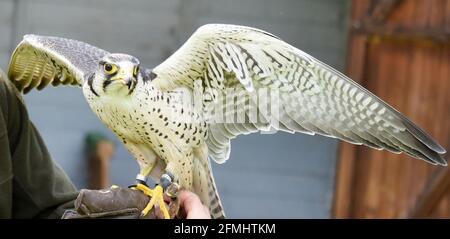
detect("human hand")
[178,190,211,219]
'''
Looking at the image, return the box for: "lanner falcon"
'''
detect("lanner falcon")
[7,24,446,219]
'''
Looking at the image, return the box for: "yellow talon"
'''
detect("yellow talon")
[135,183,154,196]
[134,184,170,219]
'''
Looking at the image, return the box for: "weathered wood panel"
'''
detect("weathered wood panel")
[334,0,450,218]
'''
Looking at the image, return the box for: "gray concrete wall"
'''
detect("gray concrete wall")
[0,0,351,218]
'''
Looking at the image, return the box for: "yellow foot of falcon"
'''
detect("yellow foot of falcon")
[134,183,170,219]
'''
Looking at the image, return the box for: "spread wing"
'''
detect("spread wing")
[151,24,446,165]
[8,34,109,93]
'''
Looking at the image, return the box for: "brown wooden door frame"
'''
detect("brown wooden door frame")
[333,0,450,218]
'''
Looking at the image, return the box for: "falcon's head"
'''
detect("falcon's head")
[93,53,141,96]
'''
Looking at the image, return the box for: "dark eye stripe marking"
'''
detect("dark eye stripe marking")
[133,66,139,78]
[105,71,118,80]
[103,79,112,90]
[87,73,99,97]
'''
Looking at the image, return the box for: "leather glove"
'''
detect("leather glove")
[61,186,179,219]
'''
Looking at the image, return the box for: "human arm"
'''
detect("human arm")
[0,70,78,218]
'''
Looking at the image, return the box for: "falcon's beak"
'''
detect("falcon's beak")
[121,77,135,90]
[113,69,136,88]
[103,67,137,95]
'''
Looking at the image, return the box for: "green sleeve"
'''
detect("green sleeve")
[0,70,78,218]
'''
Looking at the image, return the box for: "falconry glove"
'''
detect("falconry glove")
[61,186,180,219]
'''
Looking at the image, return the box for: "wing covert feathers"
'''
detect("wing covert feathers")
[8,34,109,93]
[151,24,446,165]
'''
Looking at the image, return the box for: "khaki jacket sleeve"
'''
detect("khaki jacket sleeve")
[0,69,78,218]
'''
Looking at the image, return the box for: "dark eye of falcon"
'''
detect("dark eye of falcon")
[103,63,117,74]
[133,66,139,77]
